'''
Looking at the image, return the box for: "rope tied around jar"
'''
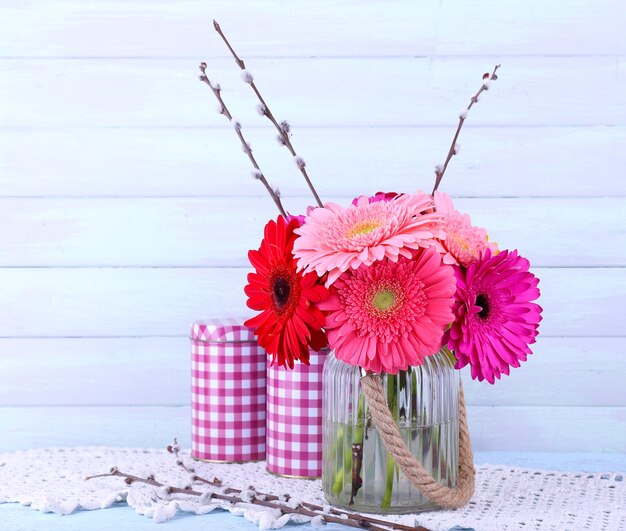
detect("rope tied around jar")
[360,373,475,509]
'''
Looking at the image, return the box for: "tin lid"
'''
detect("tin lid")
[190,318,256,343]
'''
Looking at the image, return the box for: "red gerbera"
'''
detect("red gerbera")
[244,216,329,369]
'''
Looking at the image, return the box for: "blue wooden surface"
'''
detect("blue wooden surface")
[1,452,624,531]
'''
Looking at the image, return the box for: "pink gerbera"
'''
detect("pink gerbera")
[434,191,498,266]
[319,246,456,374]
[445,249,542,384]
[293,192,445,285]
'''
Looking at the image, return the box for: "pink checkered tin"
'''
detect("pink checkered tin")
[191,318,266,462]
[266,348,328,478]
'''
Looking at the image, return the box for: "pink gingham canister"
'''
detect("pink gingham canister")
[191,318,266,462]
[266,348,328,478]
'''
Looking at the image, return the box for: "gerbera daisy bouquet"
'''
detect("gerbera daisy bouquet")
[200,21,542,513]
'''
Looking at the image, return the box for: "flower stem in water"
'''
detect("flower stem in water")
[331,426,346,495]
[349,394,366,504]
[381,374,399,509]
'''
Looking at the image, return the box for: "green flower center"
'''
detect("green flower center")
[373,290,395,311]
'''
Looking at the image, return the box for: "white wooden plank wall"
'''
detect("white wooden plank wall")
[0,0,625,454]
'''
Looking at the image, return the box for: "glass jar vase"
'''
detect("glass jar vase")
[322,348,460,513]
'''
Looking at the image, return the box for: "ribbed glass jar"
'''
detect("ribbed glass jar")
[322,348,460,513]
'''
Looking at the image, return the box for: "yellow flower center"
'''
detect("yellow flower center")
[449,233,473,253]
[373,290,395,311]
[347,220,382,238]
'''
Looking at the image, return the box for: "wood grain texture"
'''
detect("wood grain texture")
[1,0,624,57]
[0,406,189,452]
[2,57,625,128]
[467,405,626,453]
[1,0,624,456]
[0,337,623,408]
[1,127,625,198]
[0,404,623,453]
[0,338,189,406]
[0,197,623,267]
[0,267,621,338]
[0,504,265,531]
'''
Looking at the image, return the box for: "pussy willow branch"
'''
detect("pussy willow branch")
[431,64,501,195]
[213,20,324,208]
[84,467,416,531]
[198,62,287,217]
[166,441,427,531]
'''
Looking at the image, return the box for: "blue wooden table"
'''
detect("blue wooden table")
[1,452,624,531]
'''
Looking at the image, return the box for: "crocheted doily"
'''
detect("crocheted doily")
[0,447,624,530]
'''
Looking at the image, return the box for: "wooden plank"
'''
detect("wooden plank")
[0,406,189,452]
[2,57,625,128]
[0,505,256,531]
[467,405,626,453]
[0,197,623,267]
[0,267,621,338]
[0,338,189,406]
[0,267,254,338]
[0,404,623,453]
[1,0,624,57]
[0,337,622,408]
[461,337,626,407]
[1,126,624,198]
[472,452,626,472]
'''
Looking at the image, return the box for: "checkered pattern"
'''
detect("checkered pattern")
[191,319,266,462]
[266,349,328,478]
[191,318,257,342]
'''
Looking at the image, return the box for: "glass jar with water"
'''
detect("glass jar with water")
[322,348,460,513]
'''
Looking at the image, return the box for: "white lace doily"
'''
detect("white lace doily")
[0,447,624,530]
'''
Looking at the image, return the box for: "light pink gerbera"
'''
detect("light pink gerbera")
[293,192,445,285]
[445,249,542,384]
[434,191,498,266]
[319,247,456,374]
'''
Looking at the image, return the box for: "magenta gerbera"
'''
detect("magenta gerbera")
[434,191,498,267]
[319,246,456,374]
[351,191,400,205]
[293,192,445,285]
[445,249,542,384]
